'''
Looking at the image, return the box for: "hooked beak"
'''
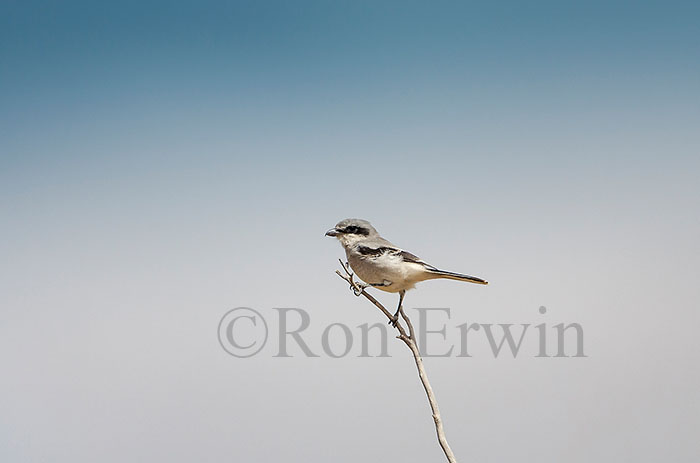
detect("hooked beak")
[325,228,339,237]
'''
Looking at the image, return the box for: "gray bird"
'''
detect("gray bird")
[326,218,487,326]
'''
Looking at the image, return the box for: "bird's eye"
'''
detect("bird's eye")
[345,226,357,234]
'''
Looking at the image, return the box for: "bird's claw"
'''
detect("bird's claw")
[351,282,367,296]
[388,315,399,327]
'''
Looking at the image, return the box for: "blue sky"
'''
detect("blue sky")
[2,1,698,226]
[3,1,699,144]
[1,2,699,462]
[3,1,699,170]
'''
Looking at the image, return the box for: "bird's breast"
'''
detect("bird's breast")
[345,248,418,293]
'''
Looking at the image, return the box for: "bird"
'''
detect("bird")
[326,218,487,326]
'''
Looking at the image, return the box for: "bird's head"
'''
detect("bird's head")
[325,218,378,246]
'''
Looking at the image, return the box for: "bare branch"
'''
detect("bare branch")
[334,263,457,463]
[399,305,416,342]
[335,261,408,337]
[404,334,457,462]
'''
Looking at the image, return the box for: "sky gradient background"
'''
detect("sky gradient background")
[1,1,699,462]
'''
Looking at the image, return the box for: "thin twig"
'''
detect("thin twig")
[335,259,408,336]
[335,262,458,463]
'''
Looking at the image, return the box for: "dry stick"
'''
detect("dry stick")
[335,260,458,463]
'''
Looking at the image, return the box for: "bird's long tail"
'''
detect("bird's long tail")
[425,269,488,285]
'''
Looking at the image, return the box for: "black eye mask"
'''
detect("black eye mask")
[342,226,369,236]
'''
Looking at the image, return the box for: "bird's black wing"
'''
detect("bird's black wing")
[356,245,438,271]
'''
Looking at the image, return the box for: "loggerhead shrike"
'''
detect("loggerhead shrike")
[326,218,487,326]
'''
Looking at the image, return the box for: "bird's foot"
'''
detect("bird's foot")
[388,314,399,327]
[388,303,403,328]
[351,282,368,296]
